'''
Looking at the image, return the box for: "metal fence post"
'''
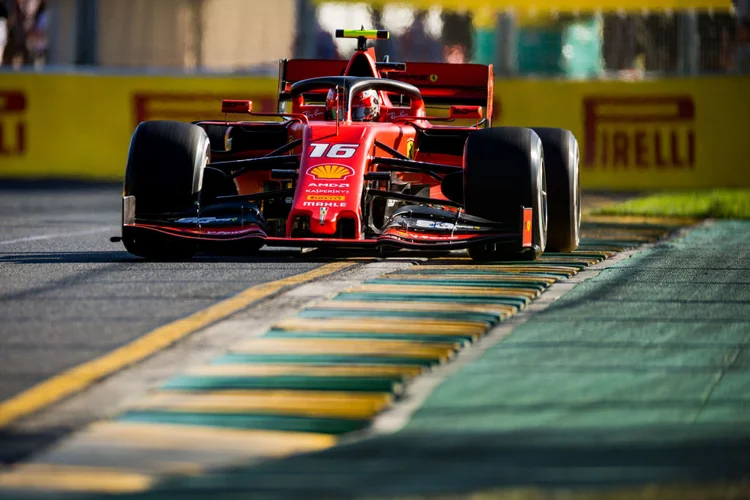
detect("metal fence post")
[74,0,96,65]
[495,11,517,76]
[295,0,316,59]
[677,9,700,75]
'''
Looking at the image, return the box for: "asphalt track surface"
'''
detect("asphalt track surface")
[0,183,327,408]
[5,184,749,499]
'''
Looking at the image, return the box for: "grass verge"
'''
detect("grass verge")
[594,190,750,219]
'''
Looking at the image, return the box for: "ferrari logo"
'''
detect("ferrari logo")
[406,140,415,160]
[526,221,532,232]
[429,74,439,83]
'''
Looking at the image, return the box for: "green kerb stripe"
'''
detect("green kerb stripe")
[212,353,441,367]
[297,308,499,324]
[332,293,527,308]
[161,375,400,393]
[263,329,475,345]
[367,279,546,291]
[118,410,368,435]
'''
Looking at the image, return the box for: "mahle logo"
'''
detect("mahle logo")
[583,96,695,169]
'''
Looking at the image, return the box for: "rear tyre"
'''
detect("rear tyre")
[122,121,210,259]
[464,127,547,261]
[531,127,580,253]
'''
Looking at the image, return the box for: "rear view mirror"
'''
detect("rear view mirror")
[221,100,253,114]
[449,105,482,120]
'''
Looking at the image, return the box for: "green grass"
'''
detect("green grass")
[595,190,750,220]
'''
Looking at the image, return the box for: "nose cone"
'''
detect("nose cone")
[287,124,372,238]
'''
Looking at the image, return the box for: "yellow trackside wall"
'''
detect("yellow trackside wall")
[1,72,749,189]
[493,77,750,190]
[0,73,279,181]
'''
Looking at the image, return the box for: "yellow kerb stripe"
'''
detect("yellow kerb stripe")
[312,300,516,317]
[381,273,558,284]
[129,390,393,419]
[232,337,460,358]
[80,420,337,454]
[0,262,356,429]
[351,284,539,298]
[185,363,424,378]
[271,318,487,337]
[0,464,153,494]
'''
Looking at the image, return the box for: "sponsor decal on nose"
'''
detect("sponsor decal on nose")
[307,164,354,180]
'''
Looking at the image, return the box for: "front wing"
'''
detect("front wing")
[123,205,534,252]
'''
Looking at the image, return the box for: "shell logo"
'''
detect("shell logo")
[307,164,354,180]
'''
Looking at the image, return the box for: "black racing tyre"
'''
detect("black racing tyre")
[122,121,210,259]
[463,127,547,261]
[530,127,580,253]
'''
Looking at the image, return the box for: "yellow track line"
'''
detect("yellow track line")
[0,261,357,429]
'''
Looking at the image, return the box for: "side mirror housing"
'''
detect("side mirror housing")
[222,100,253,114]
[449,105,482,120]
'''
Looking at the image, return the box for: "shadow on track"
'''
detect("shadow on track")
[0,249,454,265]
[0,427,74,465]
[118,427,750,499]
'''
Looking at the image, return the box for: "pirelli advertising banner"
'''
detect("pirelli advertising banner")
[0,72,749,189]
[493,77,750,190]
[0,73,279,181]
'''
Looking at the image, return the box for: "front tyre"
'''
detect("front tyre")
[463,127,547,261]
[122,121,210,259]
[531,127,580,253]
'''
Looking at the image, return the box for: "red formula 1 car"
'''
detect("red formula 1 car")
[119,29,580,261]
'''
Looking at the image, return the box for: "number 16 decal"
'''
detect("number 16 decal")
[309,143,359,159]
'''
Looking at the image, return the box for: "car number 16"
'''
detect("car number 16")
[309,143,360,159]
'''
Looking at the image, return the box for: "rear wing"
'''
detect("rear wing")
[277,59,347,105]
[389,62,493,112]
[278,59,494,123]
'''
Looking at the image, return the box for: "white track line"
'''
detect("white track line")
[0,227,114,246]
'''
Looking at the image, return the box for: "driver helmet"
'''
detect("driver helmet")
[351,89,381,122]
[325,88,380,122]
